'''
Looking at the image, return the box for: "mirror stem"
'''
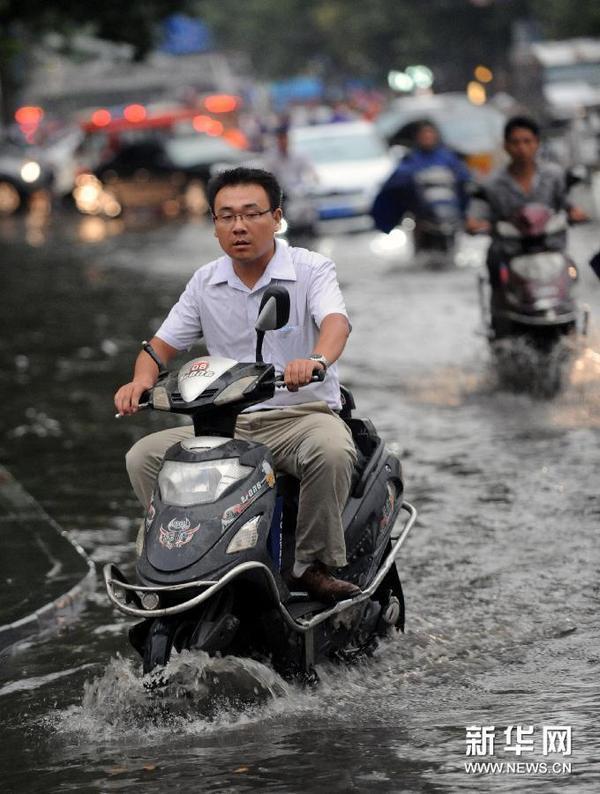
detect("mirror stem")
[255,330,265,363]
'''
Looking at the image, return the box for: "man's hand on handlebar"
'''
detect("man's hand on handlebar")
[114,378,155,416]
[568,205,589,224]
[283,358,325,392]
[465,217,492,235]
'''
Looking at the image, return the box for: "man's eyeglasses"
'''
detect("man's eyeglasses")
[213,209,273,226]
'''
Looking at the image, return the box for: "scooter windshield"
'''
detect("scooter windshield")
[158,459,253,507]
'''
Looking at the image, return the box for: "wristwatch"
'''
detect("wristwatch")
[309,353,329,371]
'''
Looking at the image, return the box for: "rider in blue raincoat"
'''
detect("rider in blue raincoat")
[371,120,472,234]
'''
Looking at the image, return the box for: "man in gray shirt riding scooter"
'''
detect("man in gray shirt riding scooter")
[466,115,588,288]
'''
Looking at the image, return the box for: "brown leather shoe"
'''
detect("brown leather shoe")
[289,562,361,604]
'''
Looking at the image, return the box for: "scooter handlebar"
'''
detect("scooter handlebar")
[116,367,326,417]
[114,390,151,419]
[275,368,326,388]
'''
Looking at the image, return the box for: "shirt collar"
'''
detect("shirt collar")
[207,238,297,290]
[499,160,544,195]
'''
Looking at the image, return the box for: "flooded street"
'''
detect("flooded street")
[1,211,599,792]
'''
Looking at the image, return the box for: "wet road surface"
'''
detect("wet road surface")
[0,210,599,792]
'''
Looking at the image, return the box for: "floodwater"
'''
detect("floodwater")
[1,209,599,793]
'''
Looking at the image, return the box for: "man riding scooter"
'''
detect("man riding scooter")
[114,167,360,604]
[465,115,588,294]
[371,119,472,254]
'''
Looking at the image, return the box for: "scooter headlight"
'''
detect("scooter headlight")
[510,252,565,282]
[158,459,253,507]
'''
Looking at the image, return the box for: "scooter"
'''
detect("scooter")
[371,164,464,267]
[104,286,417,680]
[479,204,588,341]
[477,203,589,394]
[412,165,463,266]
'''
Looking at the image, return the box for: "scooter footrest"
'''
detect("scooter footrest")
[286,598,330,619]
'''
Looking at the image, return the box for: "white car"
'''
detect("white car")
[288,120,395,221]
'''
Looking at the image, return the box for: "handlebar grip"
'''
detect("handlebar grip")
[274,367,326,388]
[114,389,152,419]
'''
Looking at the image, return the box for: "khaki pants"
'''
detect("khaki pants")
[125,402,357,568]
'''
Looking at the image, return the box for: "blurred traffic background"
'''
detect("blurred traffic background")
[1,0,599,242]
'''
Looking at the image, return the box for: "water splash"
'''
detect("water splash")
[490,336,576,399]
[48,651,295,741]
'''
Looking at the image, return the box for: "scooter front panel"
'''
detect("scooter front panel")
[139,442,279,580]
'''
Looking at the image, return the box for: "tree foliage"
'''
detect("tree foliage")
[530,0,600,39]
[0,1,192,58]
[198,0,600,88]
[196,0,528,87]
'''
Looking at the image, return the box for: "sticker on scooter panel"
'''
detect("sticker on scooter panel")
[158,516,201,549]
[221,461,275,530]
[177,356,237,403]
[380,484,396,529]
[146,498,156,529]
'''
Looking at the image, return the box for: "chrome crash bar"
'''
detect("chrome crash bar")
[104,501,417,633]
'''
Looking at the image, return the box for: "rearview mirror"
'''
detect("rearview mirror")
[255,285,290,332]
[255,285,290,362]
[566,165,587,190]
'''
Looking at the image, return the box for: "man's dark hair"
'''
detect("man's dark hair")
[504,115,540,141]
[207,167,282,213]
[414,118,438,135]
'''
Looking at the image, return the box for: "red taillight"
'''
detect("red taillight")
[204,95,238,114]
[123,104,147,123]
[223,128,248,149]
[91,109,112,127]
[15,105,44,126]
[500,264,510,285]
[192,115,224,136]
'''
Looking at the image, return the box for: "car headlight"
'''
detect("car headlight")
[21,161,41,183]
[158,459,253,507]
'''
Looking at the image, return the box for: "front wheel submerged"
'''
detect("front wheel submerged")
[142,617,177,675]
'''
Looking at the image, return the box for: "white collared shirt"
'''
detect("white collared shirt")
[155,239,349,410]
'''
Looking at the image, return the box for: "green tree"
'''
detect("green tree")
[196,0,524,90]
[197,0,431,83]
[530,0,600,38]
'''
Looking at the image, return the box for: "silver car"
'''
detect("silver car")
[288,120,396,222]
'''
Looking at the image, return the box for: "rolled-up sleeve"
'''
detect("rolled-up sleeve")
[307,258,350,329]
[155,275,203,350]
